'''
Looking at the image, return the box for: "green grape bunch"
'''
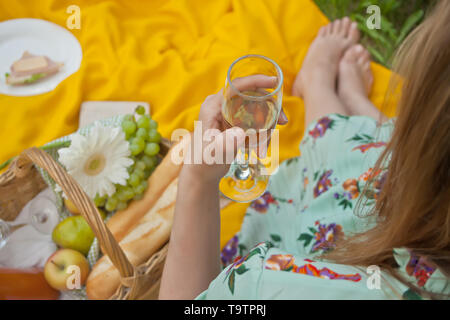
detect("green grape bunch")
[95,105,162,213]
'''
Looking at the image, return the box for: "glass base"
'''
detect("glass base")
[219,161,268,203]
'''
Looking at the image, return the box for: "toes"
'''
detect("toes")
[318,26,326,36]
[355,44,365,56]
[357,55,366,66]
[331,19,341,34]
[363,49,371,61]
[340,44,374,95]
[348,21,360,43]
[342,45,361,63]
[345,45,372,68]
[364,61,373,77]
[340,17,351,36]
[354,44,364,58]
[342,47,353,63]
[328,17,360,43]
[323,23,331,35]
[357,48,371,65]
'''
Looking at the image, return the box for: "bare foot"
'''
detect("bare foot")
[338,44,373,106]
[292,17,360,98]
[337,44,386,121]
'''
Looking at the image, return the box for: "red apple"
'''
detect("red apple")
[44,248,90,291]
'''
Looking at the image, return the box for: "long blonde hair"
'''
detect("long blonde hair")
[326,0,450,298]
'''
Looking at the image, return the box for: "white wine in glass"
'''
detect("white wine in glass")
[219,54,283,202]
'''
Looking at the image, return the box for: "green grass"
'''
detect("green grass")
[314,0,435,68]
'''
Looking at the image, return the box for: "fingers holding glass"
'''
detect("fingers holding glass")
[225,74,279,99]
[219,54,284,202]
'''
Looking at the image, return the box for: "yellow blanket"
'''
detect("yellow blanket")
[0,0,395,248]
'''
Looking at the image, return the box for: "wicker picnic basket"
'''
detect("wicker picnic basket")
[0,138,172,300]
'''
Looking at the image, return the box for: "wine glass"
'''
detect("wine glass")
[0,195,59,249]
[219,54,283,202]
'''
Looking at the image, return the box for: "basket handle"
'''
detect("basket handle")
[17,147,134,279]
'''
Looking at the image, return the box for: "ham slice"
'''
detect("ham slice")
[5,51,63,85]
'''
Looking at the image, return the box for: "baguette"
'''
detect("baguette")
[106,135,190,242]
[86,132,233,300]
[86,178,178,300]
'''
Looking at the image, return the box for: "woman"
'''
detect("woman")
[160,0,449,299]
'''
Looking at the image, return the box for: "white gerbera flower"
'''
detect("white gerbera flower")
[57,124,134,199]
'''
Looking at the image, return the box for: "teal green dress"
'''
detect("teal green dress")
[196,114,449,300]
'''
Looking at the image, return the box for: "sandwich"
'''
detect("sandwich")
[5,51,63,85]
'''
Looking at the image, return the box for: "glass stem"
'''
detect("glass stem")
[235,148,251,180]
[0,219,31,249]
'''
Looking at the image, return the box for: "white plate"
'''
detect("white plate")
[0,18,82,96]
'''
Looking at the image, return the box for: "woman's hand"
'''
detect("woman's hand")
[185,76,288,183]
[183,92,245,183]
[160,78,288,299]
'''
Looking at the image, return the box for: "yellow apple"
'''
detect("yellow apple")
[44,248,90,291]
[52,210,107,255]
[64,198,80,215]
[52,215,95,255]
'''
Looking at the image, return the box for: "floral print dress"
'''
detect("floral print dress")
[196,114,450,300]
